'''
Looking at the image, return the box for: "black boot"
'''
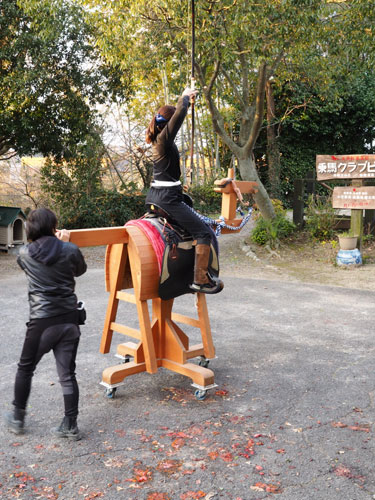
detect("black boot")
[4,408,26,435]
[52,416,81,441]
[189,244,224,294]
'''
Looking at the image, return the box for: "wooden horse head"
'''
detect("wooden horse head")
[213,168,258,232]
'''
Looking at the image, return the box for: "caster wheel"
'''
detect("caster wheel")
[194,389,208,401]
[198,356,209,368]
[123,355,131,364]
[105,388,117,399]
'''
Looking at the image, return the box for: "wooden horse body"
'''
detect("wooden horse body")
[71,224,217,397]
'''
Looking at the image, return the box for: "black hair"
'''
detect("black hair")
[26,207,58,241]
[145,105,176,144]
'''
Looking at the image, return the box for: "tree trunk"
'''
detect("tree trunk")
[237,155,275,219]
[266,81,281,199]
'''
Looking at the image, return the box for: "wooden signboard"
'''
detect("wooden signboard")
[332,186,375,209]
[316,154,375,181]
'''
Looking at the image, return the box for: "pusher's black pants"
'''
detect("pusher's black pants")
[13,311,80,418]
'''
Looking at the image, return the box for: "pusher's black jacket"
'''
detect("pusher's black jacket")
[17,236,87,319]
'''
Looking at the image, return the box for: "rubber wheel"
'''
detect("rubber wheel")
[105,388,117,399]
[194,389,207,400]
[198,356,209,368]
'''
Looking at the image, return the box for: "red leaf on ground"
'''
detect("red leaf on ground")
[348,425,370,432]
[86,492,104,499]
[220,452,233,462]
[180,491,205,499]
[333,464,365,484]
[331,422,347,428]
[276,449,286,454]
[251,482,282,494]
[167,431,190,439]
[171,438,185,449]
[147,493,170,500]
[156,460,182,476]
[208,451,219,460]
[114,429,126,437]
[215,390,228,396]
[134,467,152,483]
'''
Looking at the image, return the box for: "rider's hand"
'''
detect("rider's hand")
[182,87,198,102]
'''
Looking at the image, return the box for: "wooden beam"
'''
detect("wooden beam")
[69,227,129,247]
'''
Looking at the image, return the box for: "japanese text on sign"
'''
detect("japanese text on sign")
[332,186,375,209]
[316,155,375,180]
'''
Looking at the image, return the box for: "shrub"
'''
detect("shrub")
[305,194,337,241]
[188,183,222,215]
[251,214,296,248]
[252,198,286,221]
[57,190,146,229]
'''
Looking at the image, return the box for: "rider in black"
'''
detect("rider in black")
[145,88,223,294]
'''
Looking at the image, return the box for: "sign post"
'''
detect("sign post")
[316,155,375,255]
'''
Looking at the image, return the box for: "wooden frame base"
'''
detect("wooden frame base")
[70,225,217,392]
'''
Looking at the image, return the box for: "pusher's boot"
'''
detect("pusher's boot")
[52,416,81,441]
[189,244,224,294]
[4,408,26,435]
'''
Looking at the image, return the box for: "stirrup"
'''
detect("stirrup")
[189,277,224,295]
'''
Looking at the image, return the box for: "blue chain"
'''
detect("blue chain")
[182,202,253,237]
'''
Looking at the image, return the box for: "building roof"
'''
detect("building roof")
[0,207,26,227]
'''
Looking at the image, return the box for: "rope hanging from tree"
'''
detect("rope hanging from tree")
[187,0,253,233]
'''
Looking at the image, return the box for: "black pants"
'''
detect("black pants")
[13,311,80,418]
[146,186,213,245]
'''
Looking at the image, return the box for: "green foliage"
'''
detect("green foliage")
[253,198,287,221]
[0,0,128,159]
[56,191,146,229]
[339,230,357,238]
[305,195,337,241]
[251,214,296,248]
[41,136,146,228]
[188,183,222,215]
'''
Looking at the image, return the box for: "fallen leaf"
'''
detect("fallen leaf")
[331,422,347,428]
[215,390,228,397]
[251,482,282,494]
[147,493,170,500]
[204,493,216,500]
[208,451,219,461]
[219,452,233,462]
[157,460,182,476]
[114,429,126,438]
[348,425,370,433]
[133,467,152,483]
[171,438,185,449]
[180,491,205,499]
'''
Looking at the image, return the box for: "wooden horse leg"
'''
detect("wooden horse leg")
[196,293,216,359]
[100,243,128,354]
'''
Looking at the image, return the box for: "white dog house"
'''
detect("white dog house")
[0,207,27,251]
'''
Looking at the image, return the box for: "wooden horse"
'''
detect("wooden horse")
[69,168,257,399]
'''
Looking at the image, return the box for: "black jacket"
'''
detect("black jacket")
[17,236,87,319]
